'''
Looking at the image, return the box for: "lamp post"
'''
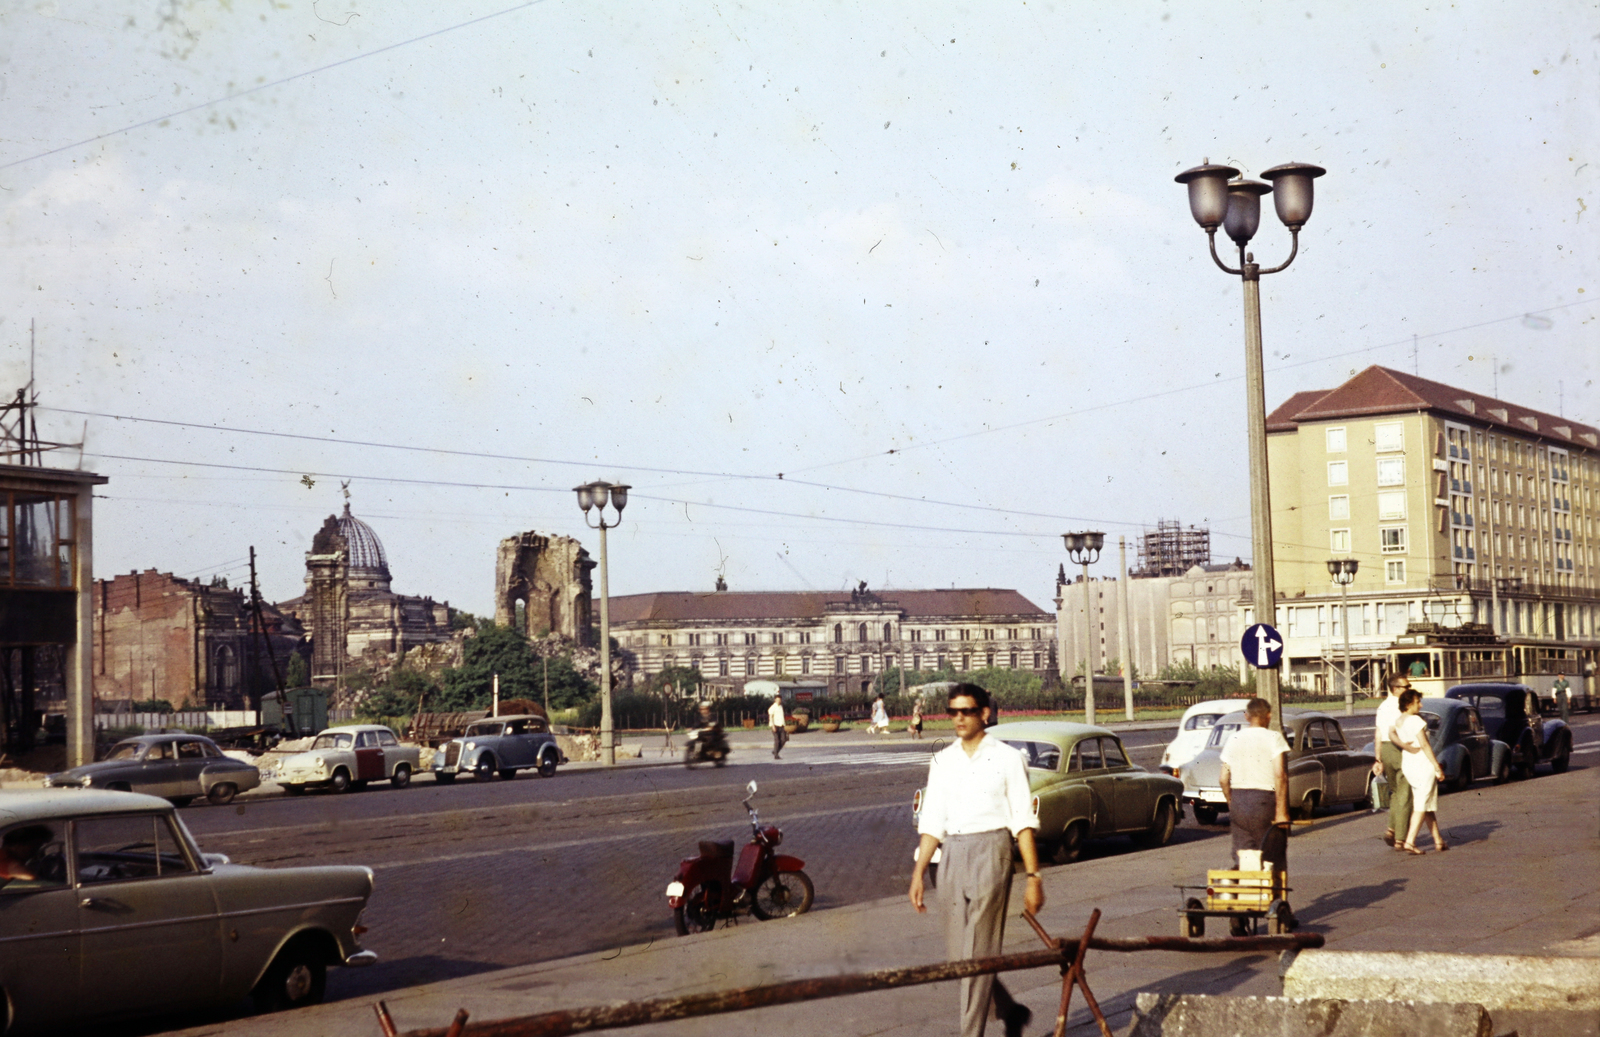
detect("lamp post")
[1063,531,1105,724]
[575,480,630,766]
[1326,558,1358,716]
[1176,158,1326,721]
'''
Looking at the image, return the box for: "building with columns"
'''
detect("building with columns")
[605,585,1054,697]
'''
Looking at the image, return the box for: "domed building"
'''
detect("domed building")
[280,503,454,686]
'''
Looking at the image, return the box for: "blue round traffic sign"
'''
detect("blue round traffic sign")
[1241,623,1284,669]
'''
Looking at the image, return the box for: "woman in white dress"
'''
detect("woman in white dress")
[1393,689,1448,854]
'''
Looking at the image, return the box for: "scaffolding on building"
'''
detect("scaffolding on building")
[1132,520,1211,578]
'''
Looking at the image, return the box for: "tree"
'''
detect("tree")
[285,653,310,690]
[643,665,703,700]
[357,668,441,721]
[437,624,541,710]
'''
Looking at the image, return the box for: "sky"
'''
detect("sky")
[2,1,1594,617]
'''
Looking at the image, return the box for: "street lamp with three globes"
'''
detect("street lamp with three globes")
[575,480,630,766]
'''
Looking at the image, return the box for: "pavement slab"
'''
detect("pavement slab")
[162,760,1598,1037]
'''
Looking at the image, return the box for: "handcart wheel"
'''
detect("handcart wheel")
[1182,897,1205,938]
[1267,899,1296,935]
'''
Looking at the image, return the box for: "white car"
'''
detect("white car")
[277,725,420,794]
[1159,699,1250,774]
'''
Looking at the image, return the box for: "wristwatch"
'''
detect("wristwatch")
[1025,872,1041,879]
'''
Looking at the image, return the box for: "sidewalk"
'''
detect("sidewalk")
[172,755,1598,1037]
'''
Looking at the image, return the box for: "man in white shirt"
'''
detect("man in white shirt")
[768,693,786,760]
[909,684,1042,1037]
[1218,697,1289,867]
[1372,672,1413,846]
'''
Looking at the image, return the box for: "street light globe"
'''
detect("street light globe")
[574,483,596,512]
[1325,558,1341,577]
[1086,532,1106,553]
[1260,162,1327,230]
[1174,161,1241,230]
[1062,532,1084,553]
[610,483,631,512]
[1222,179,1273,247]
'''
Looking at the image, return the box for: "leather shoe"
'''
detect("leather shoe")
[1001,1003,1032,1037]
[1382,829,1395,846]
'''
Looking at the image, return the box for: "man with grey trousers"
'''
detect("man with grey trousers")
[910,683,1042,1037]
[1373,671,1414,845]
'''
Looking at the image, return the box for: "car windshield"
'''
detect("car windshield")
[311,733,353,750]
[1206,723,1242,748]
[1000,739,1062,772]
[1184,713,1225,732]
[465,722,504,737]
[1472,696,1505,720]
[104,742,143,761]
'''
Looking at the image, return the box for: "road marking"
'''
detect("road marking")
[783,750,934,768]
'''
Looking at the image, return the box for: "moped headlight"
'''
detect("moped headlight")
[665,880,684,899]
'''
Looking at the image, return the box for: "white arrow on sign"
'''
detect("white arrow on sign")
[1254,626,1283,667]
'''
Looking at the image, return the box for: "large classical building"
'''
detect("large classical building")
[1265,365,1598,689]
[606,585,1055,697]
[277,504,455,686]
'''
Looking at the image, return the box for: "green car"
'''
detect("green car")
[914,722,1185,865]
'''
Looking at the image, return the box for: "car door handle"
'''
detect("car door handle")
[80,896,108,909]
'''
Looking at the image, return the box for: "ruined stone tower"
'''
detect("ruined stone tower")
[494,532,595,644]
[306,514,349,687]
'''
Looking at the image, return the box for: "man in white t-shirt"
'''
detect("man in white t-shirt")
[1218,697,1289,868]
[768,693,786,759]
[1372,672,1413,846]
[910,683,1041,1037]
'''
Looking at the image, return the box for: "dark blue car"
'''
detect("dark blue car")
[1445,683,1573,778]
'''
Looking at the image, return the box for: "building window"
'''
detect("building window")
[1330,529,1351,553]
[1377,457,1406,486]
[834,656,845,674]
[744,632,757,645]
[1329,496,1351,521]
[1326,426,1347,453]
[689,633,701,647]
[961,654,971,671]
[860,653,871,673]
[660,634,672,646]
[857,622,868,643]
[986,652,996,668]
[1377,491,1407,521]
[1032,651,1042,668]
[935,629,947,642]
[744,657,756,676]
[1031,628,1042,640]
[833,624,843,644]
[799,631,811,645]
[801,655,811,675]
[1327,461,1348,486]
[959,628,971,641]
[1381,526,1407,553]
[1385,560,1406,584]
[1375,421,1404,453]
[937,654,947,670]
[719,658,729,676]
[883,622,894,642]
[883,653,893,671]
[910,629,922,642]
[911,652,922,670]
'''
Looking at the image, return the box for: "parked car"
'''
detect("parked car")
[912,722,1185,865]
[1179,709,1376,824]
[44,733,261,806]
[1159,699,1250,774]
[432,714,565,783]
[0,788,375,1033]
[1445,683,1573,778]
[1364,696,1513,798]
[276,725,419,794]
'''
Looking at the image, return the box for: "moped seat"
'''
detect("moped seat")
[700,839,736,858]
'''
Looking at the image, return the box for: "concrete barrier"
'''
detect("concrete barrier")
[1280,949,1600,1014]
[1127,993,1493,1037]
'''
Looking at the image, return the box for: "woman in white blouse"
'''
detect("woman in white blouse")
[1394,689,1448,854]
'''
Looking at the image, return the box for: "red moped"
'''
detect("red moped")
[666,780,814,935]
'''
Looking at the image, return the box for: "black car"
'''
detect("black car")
[43,733,263,805]
[1445,683,1573,778]
[1365,697,1514,794]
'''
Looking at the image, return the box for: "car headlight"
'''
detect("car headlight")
[464,741,476,752]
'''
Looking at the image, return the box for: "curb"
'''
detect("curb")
[1281,950,1600,1013]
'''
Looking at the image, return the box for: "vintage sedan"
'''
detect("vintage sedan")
[1365,697,1513,798]
[1159,698,1250,774]
[1445,683,1573,777]
[277,725,419,794]
[1179,709,1376,824]
[912,722,1185,865]
[44,733,261,806]
[0,789,375,1033]
[432,714,565,783]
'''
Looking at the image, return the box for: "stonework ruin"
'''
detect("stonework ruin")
[494,532,595,645]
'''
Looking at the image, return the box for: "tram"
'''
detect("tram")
[1383,623,1596,709]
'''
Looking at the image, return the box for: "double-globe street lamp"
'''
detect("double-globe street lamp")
[1063,531,1106,725]
[1175,158,1327,719]
[575,480,630,766]
[1326,558,1359,716]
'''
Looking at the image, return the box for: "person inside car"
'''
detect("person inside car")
[0,824,58,887]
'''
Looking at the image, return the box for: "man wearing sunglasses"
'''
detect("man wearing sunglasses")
[909,684,1042,1037]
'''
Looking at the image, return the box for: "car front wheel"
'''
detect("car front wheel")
[252,943,327,1012]
[538,754,558,778]
[391,764,411,788]
[475,757,496,782]
[328,769,351,793]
